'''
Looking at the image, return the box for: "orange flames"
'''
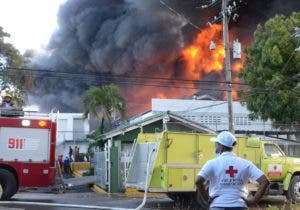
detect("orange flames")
[125,85,193,117]
[181,24,244,101]
[156,92,167,99]
[126,24,246,116]
[182,24,244,79]
[182,24,225,79]
[232,61,243,72]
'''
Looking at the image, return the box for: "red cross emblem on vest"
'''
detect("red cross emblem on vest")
[226,165,238,178]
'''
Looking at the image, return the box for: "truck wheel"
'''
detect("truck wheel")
[287,175,300,203]
[166,193,191,207]
[166,192,177,200]
[192,189,209,209]
[0,169,17,200]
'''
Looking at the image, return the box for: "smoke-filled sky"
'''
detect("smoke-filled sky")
[7,0,300,116]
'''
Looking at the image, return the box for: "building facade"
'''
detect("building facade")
[51,113,90,157]
[152,98,290,134]
[152,98,300,156]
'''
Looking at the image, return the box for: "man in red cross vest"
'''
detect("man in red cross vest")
[195,131,269,210]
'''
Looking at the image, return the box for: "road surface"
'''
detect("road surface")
[0,186,299,210]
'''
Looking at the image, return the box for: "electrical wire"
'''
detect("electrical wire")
[159,0,201,30]
[2,69,298,102]
[1,67,250,93]
[3,67,248,86]
[1,65,298,102]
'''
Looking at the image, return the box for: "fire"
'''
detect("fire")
[181,24,246,102]
[182,24,225,79]
[223,90,238,101]
[126,24,247,116]
[223,75,243,101]
[124,85,193,117]
[232,90,238,100]
[212,48,225,70]
[232,61,243,72]
[156,92,167,99]
[186,46,199,58]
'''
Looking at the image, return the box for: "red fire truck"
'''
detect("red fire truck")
[0,110,57,200]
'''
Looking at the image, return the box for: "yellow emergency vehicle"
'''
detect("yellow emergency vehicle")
[126,131,300,208]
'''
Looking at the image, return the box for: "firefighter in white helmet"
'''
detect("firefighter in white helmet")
[195,131,270,209]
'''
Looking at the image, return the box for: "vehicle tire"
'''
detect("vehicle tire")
[167,193,191,207]
[0,168,18,200]
[166,192,177,201]
[287,175,300,203]
[192,189,209,210]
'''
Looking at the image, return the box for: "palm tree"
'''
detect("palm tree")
[82,84,126,134]
[82,84,126,155]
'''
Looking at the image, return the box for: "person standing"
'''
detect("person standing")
[76,146,80,161]
[68,146,73,160]
[63,156,71,175]
[57,155,63,168]
[195,131,269,210]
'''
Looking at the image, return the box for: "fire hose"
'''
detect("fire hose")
[0,146,156,210]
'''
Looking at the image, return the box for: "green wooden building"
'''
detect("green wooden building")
[93,111,214,193]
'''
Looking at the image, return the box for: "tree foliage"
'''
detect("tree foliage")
[240,12,300,127]
[0,26,33,106]
[82,84,126,154]
[82,84,126,131]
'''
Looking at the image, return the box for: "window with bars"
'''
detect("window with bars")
[235,117,251,125]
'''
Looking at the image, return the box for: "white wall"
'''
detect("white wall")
[49,113,90,145]
[22,112,90,159]
[152,98,276,132]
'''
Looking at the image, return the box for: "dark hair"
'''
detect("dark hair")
[218,141,236,152]
[222,145,233,151]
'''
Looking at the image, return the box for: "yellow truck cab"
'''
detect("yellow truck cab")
[126,131,300,208]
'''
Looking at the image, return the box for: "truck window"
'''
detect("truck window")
[264,144,284,157]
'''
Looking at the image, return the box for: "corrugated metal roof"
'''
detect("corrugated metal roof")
[98,111,215,140]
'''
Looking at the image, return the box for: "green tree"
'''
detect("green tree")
[240,12,300,130]
[82,84,126,152]
[0,26,33,106]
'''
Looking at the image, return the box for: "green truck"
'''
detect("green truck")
[126,131,300,208]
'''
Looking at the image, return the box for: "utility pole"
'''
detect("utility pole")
[200,0,243,133]
[222,0,234,133]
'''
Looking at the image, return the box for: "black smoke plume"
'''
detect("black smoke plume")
[30,0,300,115]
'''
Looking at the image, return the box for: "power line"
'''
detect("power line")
[180,101,228,113]
[4,67,248,86]
[2,67,298,99]
[159,0,201,30]
[5,67,296,98]
[3,71,237,92]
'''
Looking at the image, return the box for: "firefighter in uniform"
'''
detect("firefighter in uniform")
[1,93,14,108]
[195,131,270,210]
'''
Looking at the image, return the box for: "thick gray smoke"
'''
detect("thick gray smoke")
[30,0,300,115]
[31,0,187,113]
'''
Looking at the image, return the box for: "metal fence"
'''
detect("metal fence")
[94,148,108,190]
